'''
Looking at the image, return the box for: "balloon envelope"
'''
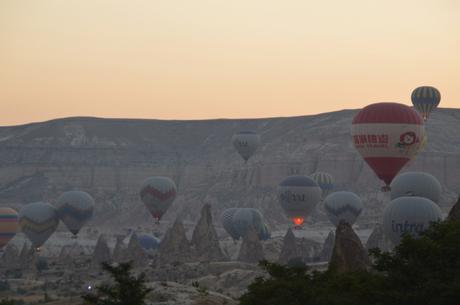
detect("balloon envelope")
[383,196,442,246]
[351,103,425,188]
[137,233,160,251]
[232,131,260,162]
[390,172,442,204]
[324,191,363,227]
[0,208,19,249]
[139,177,177,221]
[221,208,240,240]
[278,175,322,226]
[55,191,95,236]
[19,202,59,248]
[310,172,334,197]
[231,208,270,240]
[411,86,441,120]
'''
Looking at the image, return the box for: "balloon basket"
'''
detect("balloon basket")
[381,186,391,192]
[294,225,303,230]
[71,235,78,239]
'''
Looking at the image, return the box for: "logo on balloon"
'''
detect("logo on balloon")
[395,131,420,151]
[391,220,425,234]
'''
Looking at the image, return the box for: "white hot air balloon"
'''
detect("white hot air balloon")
[278,175,322,227]
[232,131,260,162]
[310,172,334,198]
[55,190,95,237]
[390,172,442,204]
[383,196,442,246]
[324,191,363,227]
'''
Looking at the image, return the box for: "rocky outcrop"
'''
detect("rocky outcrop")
[319,231,335,262]
[329,221,369,273]
[191,204,226,262]
[125,233,148,266]
[112,236,126,262]
[158,218,192,265]
[19,243,32,265]
[58,245,72,265]
[366,224,391,251]
[1,244,19,267]
[278,228,302,264]
[91,234,111,267]
[18,243,37,274]
[448,195,460,221]
[237,227,264,263]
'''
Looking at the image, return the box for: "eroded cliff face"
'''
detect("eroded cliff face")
[0,109,459,231]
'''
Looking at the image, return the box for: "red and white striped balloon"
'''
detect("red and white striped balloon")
[351,103,425,190]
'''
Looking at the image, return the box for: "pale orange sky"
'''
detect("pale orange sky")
[1,0,459,126]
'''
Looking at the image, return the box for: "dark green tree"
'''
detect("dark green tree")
[371,219,460,305]
[82,261,152,305]
[240,220,460,305]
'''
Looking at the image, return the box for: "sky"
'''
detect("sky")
[1,0,459,126]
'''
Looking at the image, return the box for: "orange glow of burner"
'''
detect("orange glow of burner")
[292,217,304,226]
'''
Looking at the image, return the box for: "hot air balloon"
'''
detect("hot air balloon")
[139,176,177,222]
[278,175,322,227]
[232,131,260,162]
[411,86,441,120]
[137,233,160,251]
[221,208,240,240]
[19,202,59,249]
[390,172,441,204]
[232,208,270,240]
[55,191,95,237]
[0,208,19,249]
[383,196,442,246]
[324,191,363,227]
[310,172,334,198]
[351,103,425,190]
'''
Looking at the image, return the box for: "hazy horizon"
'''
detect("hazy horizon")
[1,0,459,126]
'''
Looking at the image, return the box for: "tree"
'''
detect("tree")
[240,220,460,305]
[82,261,152,305]
[371,219,460,305]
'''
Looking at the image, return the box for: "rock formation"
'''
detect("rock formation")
[329,221,369,273]
[237,226,264,263]
[191,204,226,262]
[278,228,302,264]
[58,245,73,265]
[319,230,335,262]
[18,243,37,274]
[112,235,126,262]
[91,234,111,267]
[124,233,147,266]
[19,242,32,265]
[366,224,391,251]
[448,195,460,221]
[1,244,19,267]
[157,218,192,265]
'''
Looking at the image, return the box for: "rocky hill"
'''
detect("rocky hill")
[0,108,459,232]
